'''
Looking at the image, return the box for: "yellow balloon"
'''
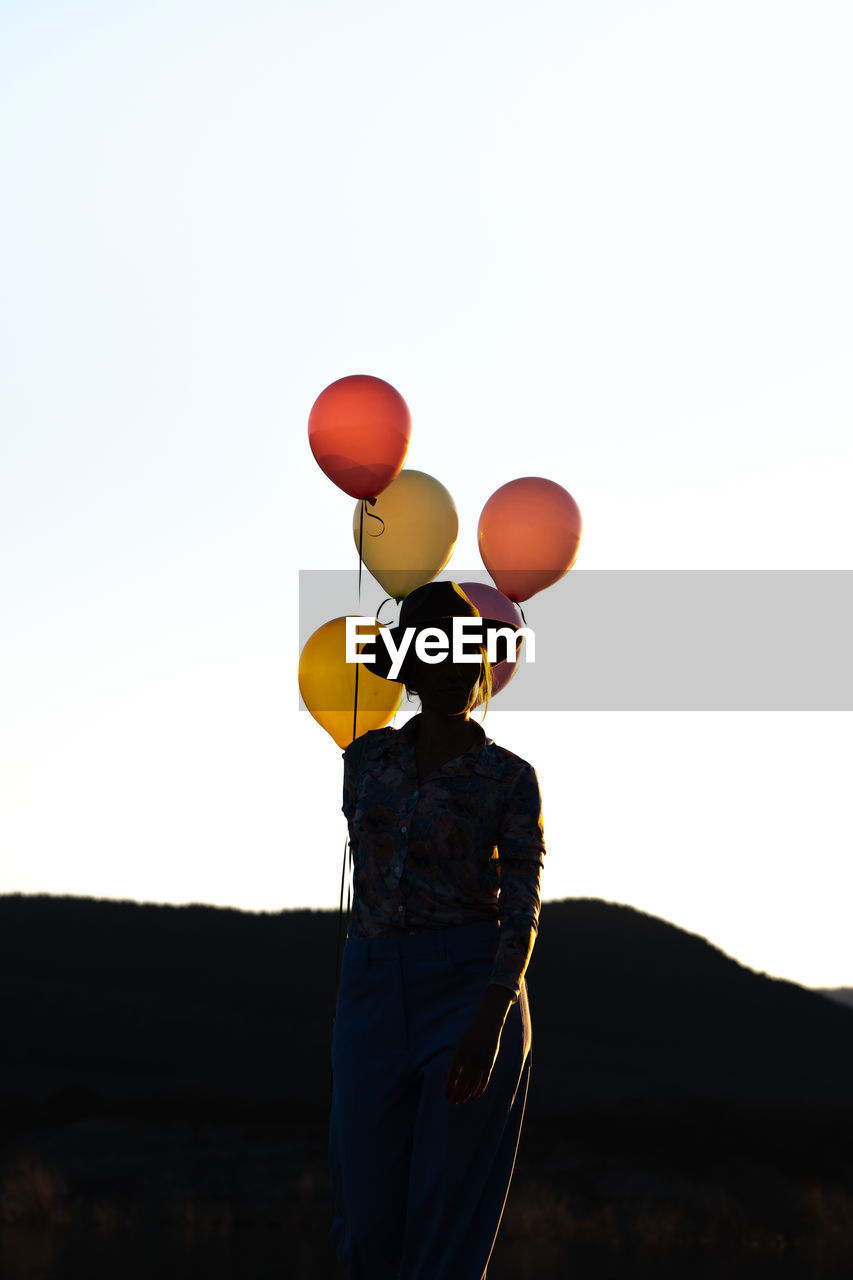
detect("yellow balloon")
[298,617,403,749]
[352,469,458,601]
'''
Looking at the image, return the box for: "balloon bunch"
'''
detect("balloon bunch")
[298,374,583,749]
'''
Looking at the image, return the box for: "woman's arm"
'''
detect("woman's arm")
[475,982,514,1029]
[341,732,369,822]
[487,762,547,1005]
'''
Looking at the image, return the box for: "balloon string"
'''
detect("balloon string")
[331,824,349,1097]
[364,506,385,536]
[334,496,371,1096]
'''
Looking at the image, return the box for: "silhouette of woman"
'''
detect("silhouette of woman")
[328,581,546,1279]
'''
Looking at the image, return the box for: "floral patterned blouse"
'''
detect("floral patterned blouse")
[341,714,547,1004]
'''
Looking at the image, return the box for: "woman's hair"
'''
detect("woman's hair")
[402,642,493,719]
[467,645,493,717]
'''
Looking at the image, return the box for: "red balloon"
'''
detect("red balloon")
[308,374,411,500]
[478,477,582,602]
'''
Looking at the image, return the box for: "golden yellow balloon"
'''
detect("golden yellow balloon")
[298,617,403,749]
[352,469,458,601]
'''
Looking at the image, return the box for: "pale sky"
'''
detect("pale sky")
[2,1,851,988]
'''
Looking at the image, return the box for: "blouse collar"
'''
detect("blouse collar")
[372,714,496,780]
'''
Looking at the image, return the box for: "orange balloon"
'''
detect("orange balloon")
[308,374,411,500]
[478,477,583,602]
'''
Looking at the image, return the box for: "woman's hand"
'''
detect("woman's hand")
[445,1016,503,1105]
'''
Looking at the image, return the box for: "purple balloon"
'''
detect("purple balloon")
[457,581,525,700]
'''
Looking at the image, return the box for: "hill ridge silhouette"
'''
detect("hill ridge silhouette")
[2,891,851,1120]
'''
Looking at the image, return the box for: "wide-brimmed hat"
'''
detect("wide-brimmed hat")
[367,581,514,683]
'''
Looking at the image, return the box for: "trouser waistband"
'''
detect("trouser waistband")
[345,919,499,963]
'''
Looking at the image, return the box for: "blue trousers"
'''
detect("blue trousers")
[328,919,532,1280]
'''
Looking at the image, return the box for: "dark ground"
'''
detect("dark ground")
[1,894,852,1276]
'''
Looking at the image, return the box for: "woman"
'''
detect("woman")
[328,581,546,1280]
